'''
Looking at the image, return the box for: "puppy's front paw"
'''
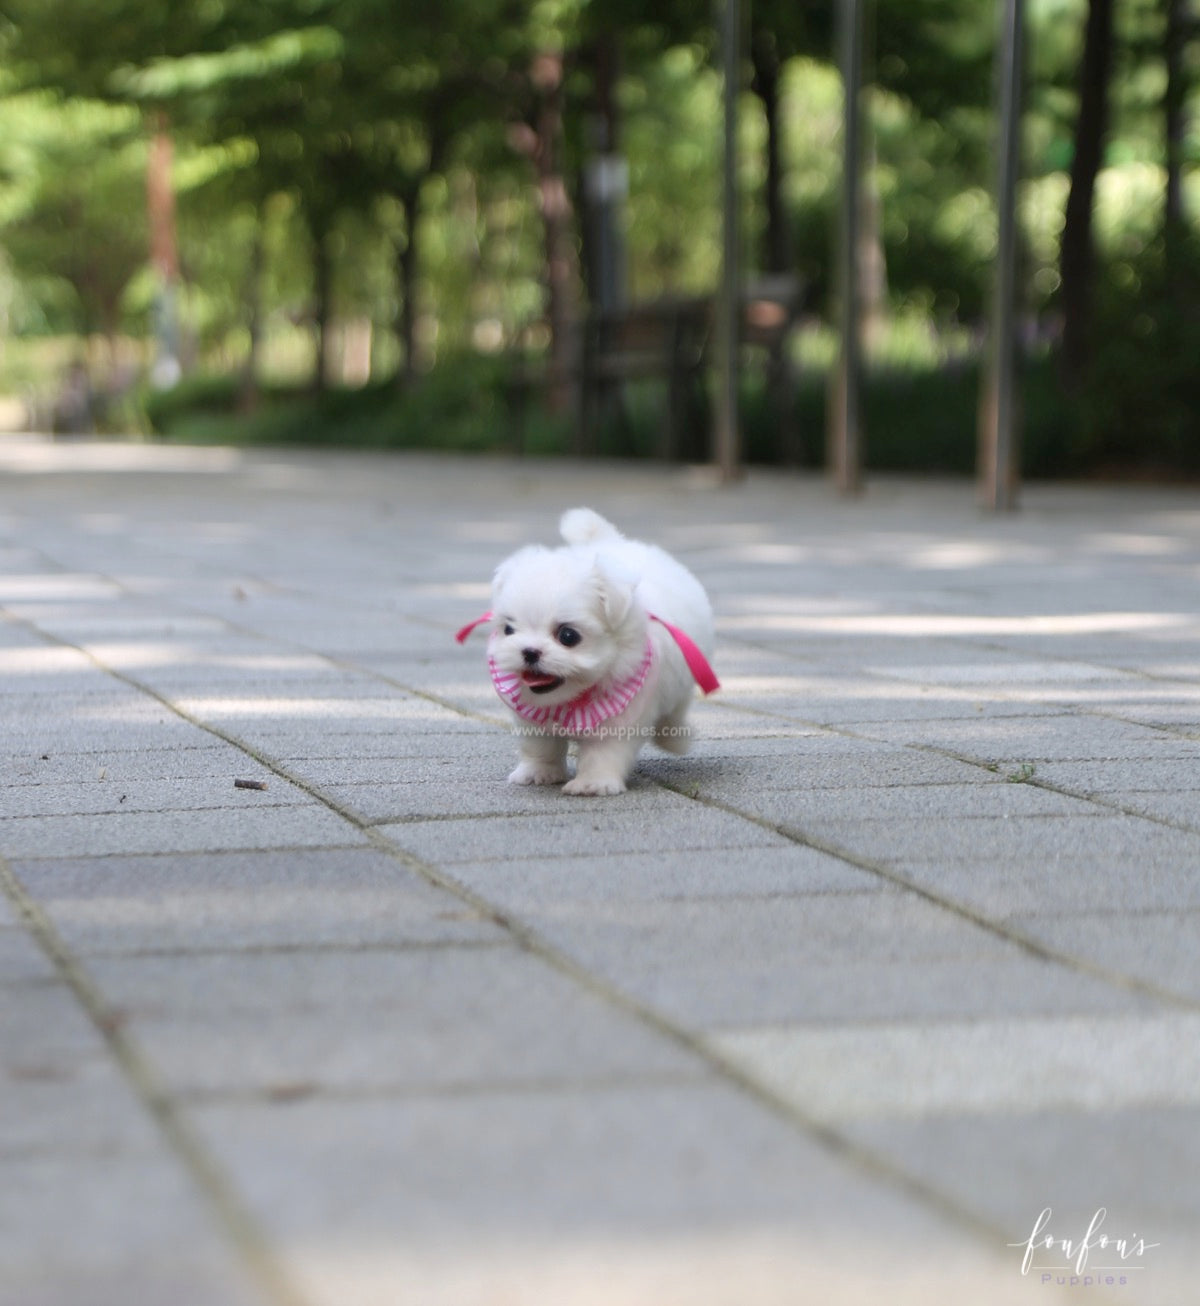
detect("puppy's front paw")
[508,761,568,786]
[563,773,627,797]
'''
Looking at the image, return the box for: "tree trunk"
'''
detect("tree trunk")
[238,215,264,413]
[396,185,421,388]
[312,227,334,398]
[1163,0,1187,273]
[1060,0,1115,388]
[532,51,579,414]
[860,129,889,344]
[751,28,791,276]
[581,32,626,312]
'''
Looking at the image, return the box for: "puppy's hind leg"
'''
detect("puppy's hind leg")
[508,729,569,786]
[652,703,693,755]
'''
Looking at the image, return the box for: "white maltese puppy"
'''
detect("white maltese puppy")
[456,508,718,795]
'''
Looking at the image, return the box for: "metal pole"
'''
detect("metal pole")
[979,0,1024,510]
[714,0,742,481]
[830,0,864,495]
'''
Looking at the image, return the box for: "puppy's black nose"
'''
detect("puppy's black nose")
[521,647,542,666]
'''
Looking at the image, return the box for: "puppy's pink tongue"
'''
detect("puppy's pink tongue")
[522,671,560,689]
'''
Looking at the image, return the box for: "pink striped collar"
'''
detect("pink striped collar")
[455,610,719,697]
[488,640,654,735]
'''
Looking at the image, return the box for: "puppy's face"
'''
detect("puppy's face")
[490,547,644,706]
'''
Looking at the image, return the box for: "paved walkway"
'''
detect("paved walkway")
[1,436,1197,1306]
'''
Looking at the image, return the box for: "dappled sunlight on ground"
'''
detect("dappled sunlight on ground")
[718,611,1194,638]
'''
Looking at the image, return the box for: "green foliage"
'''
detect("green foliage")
[0,92,148,333]
[621,45,722,298]
[0,0,1196,479]
[1073,231,1200,473]
[742,348,1078,479]
[144,354,571,455]
[140,334,1095,481]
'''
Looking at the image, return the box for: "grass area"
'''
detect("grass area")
[13,314,1192,480]
[143,358,571,457]
[141,345,1086,478]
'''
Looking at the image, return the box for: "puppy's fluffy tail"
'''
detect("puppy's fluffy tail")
[560,507,622,545]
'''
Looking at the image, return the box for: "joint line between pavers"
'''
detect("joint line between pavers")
[176,1068,709,1110]
[0,854,315,1306]
[653,776,1200,1015]
[351,825,1018,1256]
[75,936,513,963]
[904,738,1200,838]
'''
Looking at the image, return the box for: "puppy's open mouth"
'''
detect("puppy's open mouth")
[521,670,565,695]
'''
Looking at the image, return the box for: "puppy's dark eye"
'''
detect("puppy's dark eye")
[556,624,582,647]
[502,623,515,636]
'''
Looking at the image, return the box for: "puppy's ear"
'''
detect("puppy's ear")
[592,566,636,630]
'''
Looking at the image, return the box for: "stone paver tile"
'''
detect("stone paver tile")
[846,714,1200,762]
[188,1084,1055,1306]
[1031,759,1200,794]
[119,662,383,692]
[0,1153,267,1306]
[440,844,883,909]
[0,926,56,984]
[1107,790,1200,828]
[321,777,700,822]
[378,804,788,866]
[488,894,1055,1027]
[3,745,264,786]
[81,947,703,1095]
[709,1012,1200,1123]
[0,895,55,983]
[867,658,1144,688]
[0,669,145,701]
[845,1108,1195,1303]
[233,718,501,756]
[272,747,515,788]
[11,847,501,954]
[705,782,1101,831]
[168,692,453,729]
[679,732,902,759]
[0,805,368,859]
[1002,910,1200,1001]
[732,692,1070,726]
[1099,707,1200,736]
[5,688,164,715]
[0,977,265,1306]
[1,774,308,820]
[644,745,1001,791]
[797,813,1200,870]
[895,858,1200,917]
[3,716,213,754]
[0,980,118,1094]
[659,702,817,739]
[508,898,1156,1028]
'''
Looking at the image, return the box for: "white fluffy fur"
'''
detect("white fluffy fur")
[487,508,714,795]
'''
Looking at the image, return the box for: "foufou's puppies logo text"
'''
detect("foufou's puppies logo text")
[1009,1207,1160,1287]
